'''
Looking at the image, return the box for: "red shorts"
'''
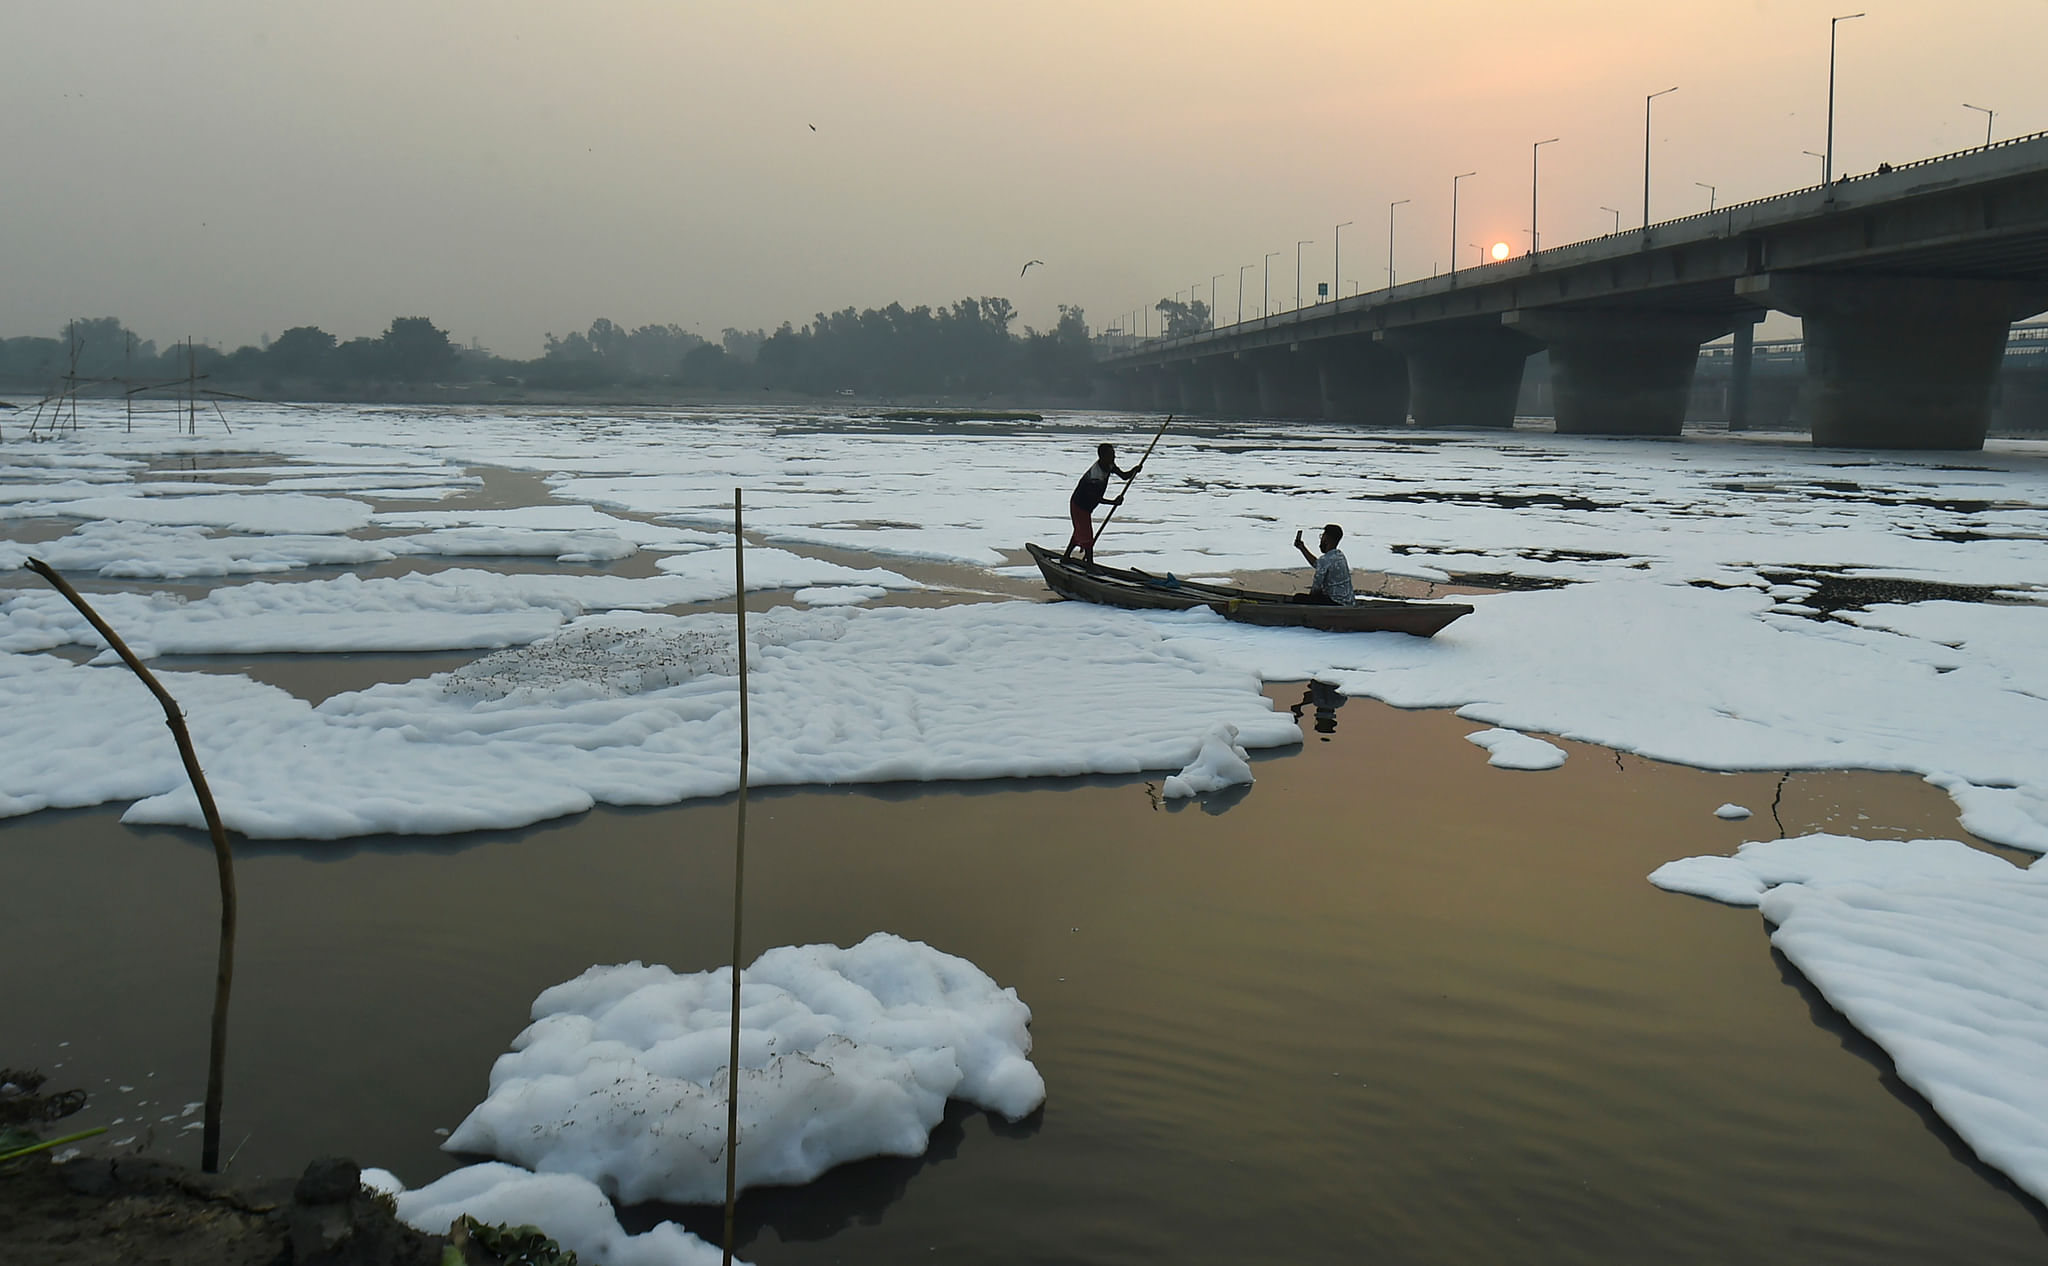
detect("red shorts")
[1068,503,1095,554]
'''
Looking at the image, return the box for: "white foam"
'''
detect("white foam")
[443,933,1043,1205]
[363,1163,735,1266]
[1463,727,1568,770]
[1162,722,1253,798]
[1649,834,2048,1203]
[3,406,2046,857]
[1715,803,1753,820]
[0,603,1297,838]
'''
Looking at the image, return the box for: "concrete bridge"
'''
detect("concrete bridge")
[1101,133,2048,450]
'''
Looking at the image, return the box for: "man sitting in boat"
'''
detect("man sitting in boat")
[1063,443,1144,564]
[1292,524,1356,605]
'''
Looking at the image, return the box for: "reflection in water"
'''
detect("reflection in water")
[1770,948,2048,1236]
[1289,680,1347,739]
[7,695,2047,1262]
[628,1101,1045,1250]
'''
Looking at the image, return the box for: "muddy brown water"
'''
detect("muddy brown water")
[6,690,2045,1264]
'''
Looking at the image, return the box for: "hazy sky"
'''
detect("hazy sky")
[4,1,2045,357]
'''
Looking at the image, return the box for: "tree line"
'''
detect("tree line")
[0,299,1105,400]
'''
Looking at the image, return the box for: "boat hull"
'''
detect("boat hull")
[1025,544,1472,637]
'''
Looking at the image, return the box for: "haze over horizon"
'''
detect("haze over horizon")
[5,0,2045,358]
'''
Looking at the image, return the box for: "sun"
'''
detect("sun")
[1490,241,1511,261]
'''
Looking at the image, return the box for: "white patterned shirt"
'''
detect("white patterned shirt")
[1312,548,1355,605]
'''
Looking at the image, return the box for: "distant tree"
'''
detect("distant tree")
[1023,304,1096,396]
[979,296,1016,336]
[268,326,337,379]
[1154,297,1211,338]
[678,343,743,389]
[0,336,63,385]
[376,316,457,382]
[721,327,766,363]
[56,317,156,378]
[334,336,385,381]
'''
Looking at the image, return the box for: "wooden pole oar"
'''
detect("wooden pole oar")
[1091,414,1172,551]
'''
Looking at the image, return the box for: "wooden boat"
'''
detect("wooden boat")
[1025,543,1473,637]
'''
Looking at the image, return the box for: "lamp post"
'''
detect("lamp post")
[1599,205,1621,235]
[1450,172,1476,274]
[1238,263,1252,325]
[1963,102,1995,147]
[1294,240,1313,312]
[1387,199,1410,288]
[1643,87,1677,228]
[1530,138,1558,253]
[1468,242,1483,268]
[1332,222,1353,304]
[1212,273,1224,328]
[1695,181,1716,211]
[1264,251,1280,320]
[1826,13,1865,184]
[1802,149,1826,184]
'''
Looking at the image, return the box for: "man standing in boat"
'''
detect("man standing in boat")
[1063,442,1144,564]
[1292,524,1355,605]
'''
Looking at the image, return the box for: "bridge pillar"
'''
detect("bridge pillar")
[1138,366,1175,413]
[1504,308,1759,437]
[1738,273,2048,450]
[1210,355,1259,417]
[1314,337,1410,427]
[1253,348,1323,418]
[1727,322,1755,432]
[1377,325,1538,429]
[1173,363,1209,415]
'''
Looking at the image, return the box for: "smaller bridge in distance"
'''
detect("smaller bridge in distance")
[1100,134,2048,450]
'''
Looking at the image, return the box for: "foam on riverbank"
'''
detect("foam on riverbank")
[1651,834,2048,1204]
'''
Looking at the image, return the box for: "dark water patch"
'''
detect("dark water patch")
[1351,488,1620,512]
[1759,569,2016,615]
[872,409,1043,423]
[1441,570,1574,592]
[1519,547,1632,563]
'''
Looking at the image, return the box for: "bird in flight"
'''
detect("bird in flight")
[1020,259,1045,276]
[808,124,817,131]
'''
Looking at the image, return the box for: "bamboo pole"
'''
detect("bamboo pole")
[721,488,750,1266]
[24,559,238,1173]
[1090,413,1173,551]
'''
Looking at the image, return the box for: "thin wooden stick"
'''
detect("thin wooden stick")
[24,559,238,1174]
[1091,413,1174,550]
[721,489,750,1266]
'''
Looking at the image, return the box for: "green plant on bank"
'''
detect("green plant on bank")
[0,1126,108,1164]
[444,1214,578,1266]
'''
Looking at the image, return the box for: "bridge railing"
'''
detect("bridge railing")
[1107,129,2048,363]
[1641,127,2048,238]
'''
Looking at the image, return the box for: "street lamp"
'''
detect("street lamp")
[1468,242,1483,268]
[1332,222,1353,304]
[1826,13,1865,184]
[1264,251,1280,320]
[1212,273,1224,327]
[1295,240,1313,312]
[1802,150,1826,184]
[1963,102,1995,147]
[1644,87,1677,228]
[1237,263,1253,325]
[1599,205,1621,235]
[1450,172,1476,274]
[1531,138,1559,253]
[1387,199,1410,288]
[1695,181,1717,211]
